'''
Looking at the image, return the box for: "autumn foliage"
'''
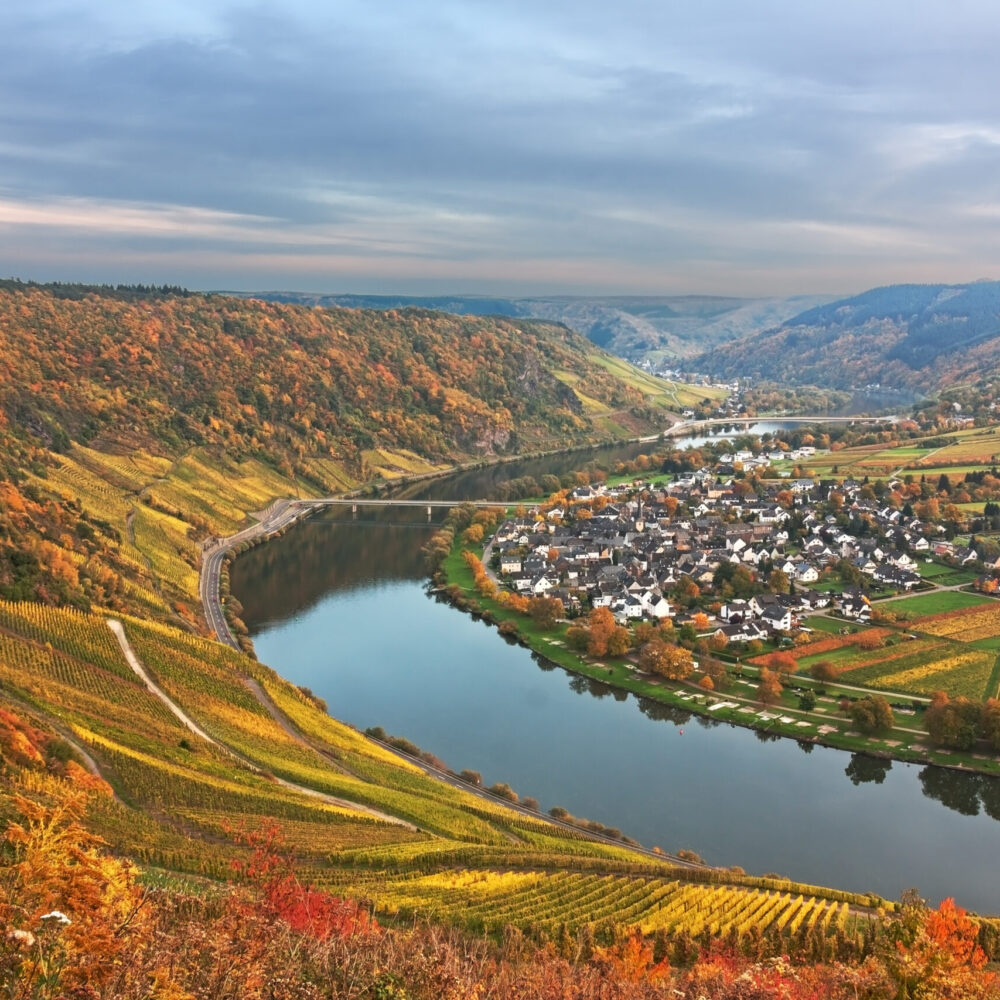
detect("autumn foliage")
[0,712,998,1000]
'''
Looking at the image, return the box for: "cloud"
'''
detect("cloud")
[2,1,1000,293]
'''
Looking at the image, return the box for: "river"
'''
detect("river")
[231,431,1000,913]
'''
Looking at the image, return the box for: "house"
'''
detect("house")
[873,565,921,590]
[644,594,673,619]
[714,622,767,644]
[719,599,750,622]
[759,606,793,632]
[839,594,871,621]
[499,554,523,574]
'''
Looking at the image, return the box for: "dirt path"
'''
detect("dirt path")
[105,618,416,830]
[0,687,120,797]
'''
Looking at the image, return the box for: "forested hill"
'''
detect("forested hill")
[0,280,663,466]
[228,289,833,365]
[0,280,673,616]
[696,281,1000,390]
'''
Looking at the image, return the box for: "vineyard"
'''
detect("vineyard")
[779,615,1000,699]
[912,603,1000,642]
[318,867,863,941]
[840,648,998,699]
[0,595,894,945]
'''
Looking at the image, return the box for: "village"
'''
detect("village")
[487,453,985,649]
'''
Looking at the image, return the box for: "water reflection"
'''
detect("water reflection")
[231,506,440,628]
[846,754,892,786]
[919,767,1000,820]
[635,698,692,726]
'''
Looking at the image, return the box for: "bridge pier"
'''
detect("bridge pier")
[427,505,432,520]
[352,502,357,516]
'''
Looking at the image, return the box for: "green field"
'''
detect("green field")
[883,590,991,617]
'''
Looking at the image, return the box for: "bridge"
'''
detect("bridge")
[305,497,508,510]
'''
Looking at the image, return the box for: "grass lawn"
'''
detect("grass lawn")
[802,615,850,633]
[915,563,979,586]
[886,590,992,616]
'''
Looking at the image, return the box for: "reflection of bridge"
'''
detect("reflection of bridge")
[663,414,895,438]
[309,498,507,508]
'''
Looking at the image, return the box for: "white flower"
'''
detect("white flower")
[6,928,35,947]
[39,911,71,926]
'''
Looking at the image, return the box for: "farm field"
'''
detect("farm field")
[762,633,989,698]
[840,648,997,700]
[916,562,979,586]
[883,591,992,616]
[785,605,1000,699]
[912,602,1000,642]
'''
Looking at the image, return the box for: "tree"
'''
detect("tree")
[707,631,728,654]
[638,640,694,680]
[880,893,988,999]
[606,625,631,657]
[701,658,727,687]
[981,699,1000,751]
[765,650,798,675]
[670,575,700,609]
[527,595,563,630]
[768,568,790,594]
[848,695,894,733]
[566,623,590,651]
[810,660,839,683]
[925,692,981,750]
[757,668,783,705]
[586,607,616,657]
[488,782,518,802]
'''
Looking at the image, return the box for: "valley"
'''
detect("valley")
[3,283,1000,996]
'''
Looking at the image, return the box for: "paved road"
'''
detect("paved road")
[200,498,316,647]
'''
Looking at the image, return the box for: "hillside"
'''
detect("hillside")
[0,603,993,996]
[698,281,1000,391]
[0,280,688,623]
[0,282,997,997]
[230,290,834,365]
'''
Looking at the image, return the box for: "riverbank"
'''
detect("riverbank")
[439,540,1000,782]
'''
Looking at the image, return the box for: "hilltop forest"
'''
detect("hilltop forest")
[0,281,676,618]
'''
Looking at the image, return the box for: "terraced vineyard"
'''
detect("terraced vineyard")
[318,868,863,940]
[0,596,884,941]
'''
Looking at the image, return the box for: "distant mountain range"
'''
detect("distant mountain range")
[225,290,833,365]
[696,281,1000,391]
[234,282,1000,395]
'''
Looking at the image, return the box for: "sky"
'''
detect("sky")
[3,1,1000,297]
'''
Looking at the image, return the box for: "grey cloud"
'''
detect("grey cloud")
[2,1,1000,292]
